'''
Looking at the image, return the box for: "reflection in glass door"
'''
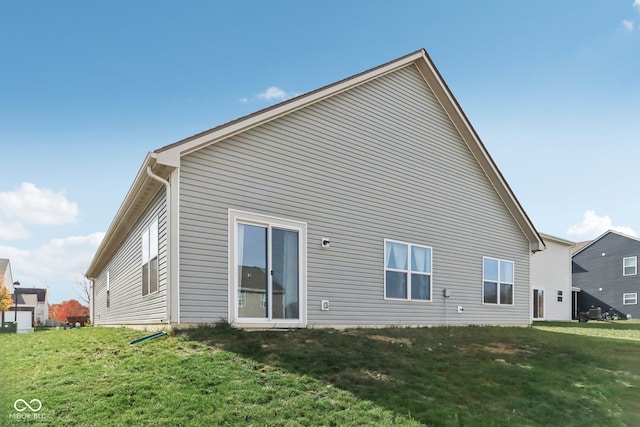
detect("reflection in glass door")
[237,223,299,320]
[533,288,544,319]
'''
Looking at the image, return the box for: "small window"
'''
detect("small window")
[106,270,111,308]
[557,290,563,303]
[142,219,159,296]
[623,257,637,276]
[623,293,637,305]
[384,240,432,301]
[483,257,514,305]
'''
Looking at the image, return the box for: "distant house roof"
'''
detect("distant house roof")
[15,287,48,303]
[17,293,38,306]
[86,49,545,278]
[571,240,592,254]
[572,230,640,257]
[540,233,574,247]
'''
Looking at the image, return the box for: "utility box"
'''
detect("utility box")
[588,308,602,320]
[1,322,16,333]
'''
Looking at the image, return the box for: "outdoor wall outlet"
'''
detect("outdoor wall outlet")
[457,306,464,313]
[321,300,330,311]
[321,238,331,248]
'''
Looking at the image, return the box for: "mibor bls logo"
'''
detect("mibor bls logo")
[14,399,42,412]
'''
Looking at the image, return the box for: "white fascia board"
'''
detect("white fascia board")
[155,149,180,167]
[86,153,157,278]
[539,233,574,247]
[159,51,426,160]
[414,52,544,252]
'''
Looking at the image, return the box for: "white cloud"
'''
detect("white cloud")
[0,222,30,240]
[0,182,79,240]
[257,86,288,102]
[0,232,105,302]
[240,86,300,104]
[622,19,634,31]
[567,210,637,240]
[635,0,640,9]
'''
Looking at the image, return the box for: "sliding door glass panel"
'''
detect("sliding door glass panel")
[237,224,268,318]
[271,228,299,319]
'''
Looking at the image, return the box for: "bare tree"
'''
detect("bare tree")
[74,276,92,307]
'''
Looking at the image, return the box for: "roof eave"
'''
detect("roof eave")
[155,50,426,159]
[86,153,174,278]
[412,51,545,253]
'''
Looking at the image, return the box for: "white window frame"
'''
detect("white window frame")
[228,209,307,328]
[482,257,515,306]
[383,239,433,302]
[623,256,637,276]
[141,218,159,297]
[557,290,563,303]
[623,293,637,305]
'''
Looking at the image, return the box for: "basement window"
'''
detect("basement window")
[141,218,159,296]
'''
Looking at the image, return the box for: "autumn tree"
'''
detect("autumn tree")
[0,284,13,313]
[49,303,59,320]
[50,299,89,322]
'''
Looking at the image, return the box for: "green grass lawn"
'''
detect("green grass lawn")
[2,322,640,426]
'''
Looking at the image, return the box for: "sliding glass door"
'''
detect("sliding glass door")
[533,288,544,320]
[236,222,300,321]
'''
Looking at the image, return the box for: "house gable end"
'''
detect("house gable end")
[160,50,542,252]
[178,59,534,325]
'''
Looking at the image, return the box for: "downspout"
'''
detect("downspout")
[146,166,172,324]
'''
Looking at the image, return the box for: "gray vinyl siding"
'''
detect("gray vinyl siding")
[573,232,640,319]
[178,64,531,326]
[93,189,168,325]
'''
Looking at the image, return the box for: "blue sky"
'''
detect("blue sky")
[1,1,639,303]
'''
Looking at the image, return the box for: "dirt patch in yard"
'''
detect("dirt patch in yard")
[367,335,412,346]
[468,343,532,355]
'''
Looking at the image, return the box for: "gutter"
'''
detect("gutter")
[146,165,172,324]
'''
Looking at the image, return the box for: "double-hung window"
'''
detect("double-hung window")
[483,257,514,305]
[384,240,432,301]
[142,219,159,296]
[623,256,637,276]
[623,293,637,305]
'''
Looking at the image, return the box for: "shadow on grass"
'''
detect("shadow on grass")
[177,324,636,426]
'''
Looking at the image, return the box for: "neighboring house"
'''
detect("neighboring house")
[4,287,49,331]
[0,258,15,326]
[530,233,574,321]
[15,288,49,326]
[86,49,544,329]
[572,230,640,319]
[0,258,15,294]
